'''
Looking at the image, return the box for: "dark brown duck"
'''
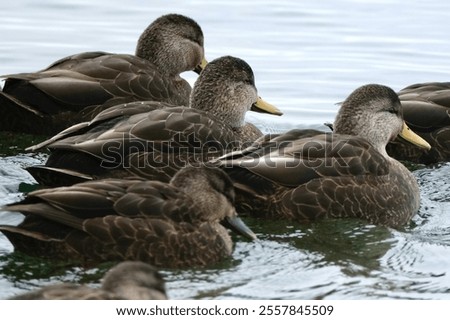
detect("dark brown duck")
[26,56,282,187]
[0,166,256,268]
[0,14,207,135]
[216,84,431,228]
[386,81,450,164]
[9,261,167,300]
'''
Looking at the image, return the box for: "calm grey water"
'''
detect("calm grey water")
[1,0,450,299]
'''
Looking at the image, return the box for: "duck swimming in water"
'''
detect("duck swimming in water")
[9,261,167,300]
[386,81,450,164]
[26,55,282,187]
[0,166,256,268]
[0,13,207,135]
[216,84,430,228]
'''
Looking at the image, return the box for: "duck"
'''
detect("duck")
[0,13,207,135]
[215,84,431,228]
[0,166,256,268]
[9,261,167,300]
[25,55,282,187]
[385,81,450,164]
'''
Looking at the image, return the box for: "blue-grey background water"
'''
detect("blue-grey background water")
[1,0,450,299]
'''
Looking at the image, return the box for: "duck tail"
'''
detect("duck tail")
[26,166,93,188]
[0,224,61,256]
[0,91,51,134]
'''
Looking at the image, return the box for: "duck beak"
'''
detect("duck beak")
[251,97,283,116]
[399,122,431,150]
[222,214,257,240]
[194,57,208,74]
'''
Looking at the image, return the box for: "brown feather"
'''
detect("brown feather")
[26,56,279,187]
[0,14,205,135]
[217,84,423,228]
[9,261,167,300]
[387,81,450,163]
[0,166,254,267]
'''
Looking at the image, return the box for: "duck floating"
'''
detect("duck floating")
[386,81,450,164]
[26,56,282,187]
[0,14,207,135]
[216,84,431,228]
[0,166,256,268]
[9,261,167,300]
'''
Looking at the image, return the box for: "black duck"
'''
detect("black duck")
[216,84,431,228]
[26,56,282,187]
[386,82,450,164]
[9,261,167,300]
[0,166,256,268]
[0,14,207,135]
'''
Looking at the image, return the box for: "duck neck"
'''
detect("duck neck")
[135,34,179,78]
[334,112,393,159]
[340,125,391,157]
[233,123,263,144]
[190,84,248,129]
[170,177,216,222]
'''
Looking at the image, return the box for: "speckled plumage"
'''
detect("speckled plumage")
[0,166,255,267]
[217,84,429,228]
[26,56,282,187]
[9,261,167,300]
[0,14,205,135]
[386,82,450,164]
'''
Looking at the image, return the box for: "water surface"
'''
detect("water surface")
[1,0,450,299]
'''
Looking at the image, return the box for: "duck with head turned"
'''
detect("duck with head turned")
[9,261,167,300]
[0,166,256,268]
[25,55,282,187]
[216,84,431,228]
[386,81,450,164]
[0,13,207,135]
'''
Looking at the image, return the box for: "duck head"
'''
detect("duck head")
[136,14,206,77]
[190,56,282,129]
[334,84,430,154]
[170,165,257,240]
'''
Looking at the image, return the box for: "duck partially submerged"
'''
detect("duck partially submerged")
[386,82,450,164]
[26,56,282,187]
[9,261,167,300]
[0,13,207,135]
[216,84,431,228]
[0,166,256,268]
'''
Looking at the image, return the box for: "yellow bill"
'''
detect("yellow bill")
[194,57,208,74]
[399,122,431,150]
[251,96,283,116]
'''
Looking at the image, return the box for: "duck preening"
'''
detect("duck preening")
[0,13,207,135]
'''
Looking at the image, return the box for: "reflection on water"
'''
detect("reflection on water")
[1,0,450,299]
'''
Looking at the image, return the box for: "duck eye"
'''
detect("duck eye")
[244,79,255,87]
[387,108,398,115]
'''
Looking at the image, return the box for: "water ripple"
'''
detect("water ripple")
[1,0,450,300]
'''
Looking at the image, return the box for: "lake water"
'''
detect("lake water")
[1,0,450,299]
